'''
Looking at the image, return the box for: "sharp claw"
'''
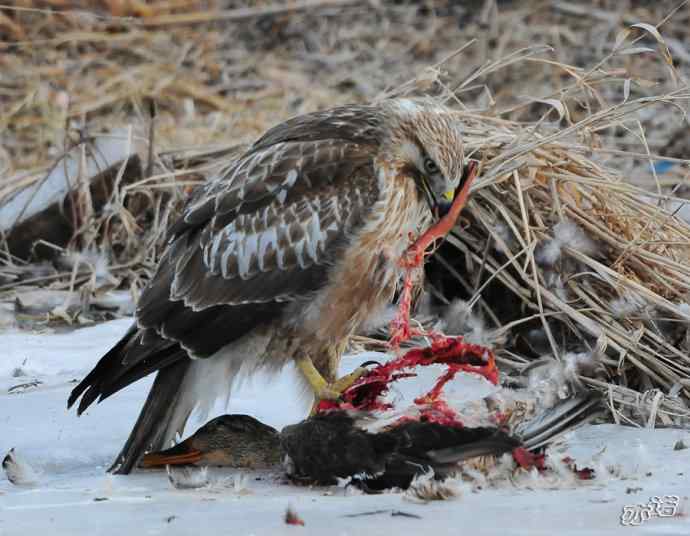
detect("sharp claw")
[317,387,343,401]
[359,360,381,369]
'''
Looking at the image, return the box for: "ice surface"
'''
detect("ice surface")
[1,319,689,535]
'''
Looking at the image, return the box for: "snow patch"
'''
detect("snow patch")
[2,318,690,535]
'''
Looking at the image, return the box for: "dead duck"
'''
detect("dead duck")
[141,412,519,490]
[141,393,601,491]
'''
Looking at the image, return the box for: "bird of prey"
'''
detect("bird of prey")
[67,98,470,474]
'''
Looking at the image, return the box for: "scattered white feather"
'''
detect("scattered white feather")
[403,470,464,502]
[336,475,354,488]
[1,319,687,533]
[442,299,481,335]
[166,465,210,490]
[527,365,563,408]
[473,452,583,491]
[61,249,119,290]
[536,220,597,266]
[282,454,296,477]
[536,240,565,266]
[214,472,252,494]
[528,350,600,409]
[493,222,516,253]
[441,299,503,347]
[563,351,601,379]
[2,448,39,486]
[460,465,488,489]
[511,458,579,490]
[609,291,648,319]
[544,271,568,302]
[479,452,517,486]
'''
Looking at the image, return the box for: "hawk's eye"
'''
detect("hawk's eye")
[423,157,439,175]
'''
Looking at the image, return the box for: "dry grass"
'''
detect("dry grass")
[2,1,690,426]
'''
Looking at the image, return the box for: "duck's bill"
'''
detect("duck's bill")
[140,441,203,468]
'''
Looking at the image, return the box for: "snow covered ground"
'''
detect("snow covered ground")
[1,319,689,535]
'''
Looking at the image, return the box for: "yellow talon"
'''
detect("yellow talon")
[296,357,370,414]
[331,366,369,393]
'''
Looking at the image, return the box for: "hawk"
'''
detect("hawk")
[68,98,468,474]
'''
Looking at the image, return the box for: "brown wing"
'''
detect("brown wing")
[141,138,379,317]
[69,131,381,414]
[251,104,383,149]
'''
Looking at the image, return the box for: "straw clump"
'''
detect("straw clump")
[438,94,690,427]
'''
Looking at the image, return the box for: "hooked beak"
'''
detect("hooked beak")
[428,162,476,219]
[436,189,455,218]
[419,177,453,219]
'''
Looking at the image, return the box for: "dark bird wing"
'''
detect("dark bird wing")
[516,392,603,449]
[280,412,518,488]
[67,107,386,472]
[69,137,379,411]
[280,394,603,491]
[365,422,518,490]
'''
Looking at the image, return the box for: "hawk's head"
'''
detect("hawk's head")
[382,98,465,217]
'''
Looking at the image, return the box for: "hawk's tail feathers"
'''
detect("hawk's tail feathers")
[109,359,193,474]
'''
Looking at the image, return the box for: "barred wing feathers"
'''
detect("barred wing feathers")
[69,128,381,414]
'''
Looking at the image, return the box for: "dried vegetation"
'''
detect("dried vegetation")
[2,0,690,426]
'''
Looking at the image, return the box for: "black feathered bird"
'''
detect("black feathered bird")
[142,393,602,491]
[280,412,519,490]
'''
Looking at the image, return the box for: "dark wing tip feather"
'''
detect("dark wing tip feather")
[67,325,138,411]
[76,386,101,415]
[67,324,184,415]
[96,352,183,402]
[67,381,86,410]
[425,429,520,465]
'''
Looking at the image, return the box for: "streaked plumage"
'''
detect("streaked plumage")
[68,98,466,473]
